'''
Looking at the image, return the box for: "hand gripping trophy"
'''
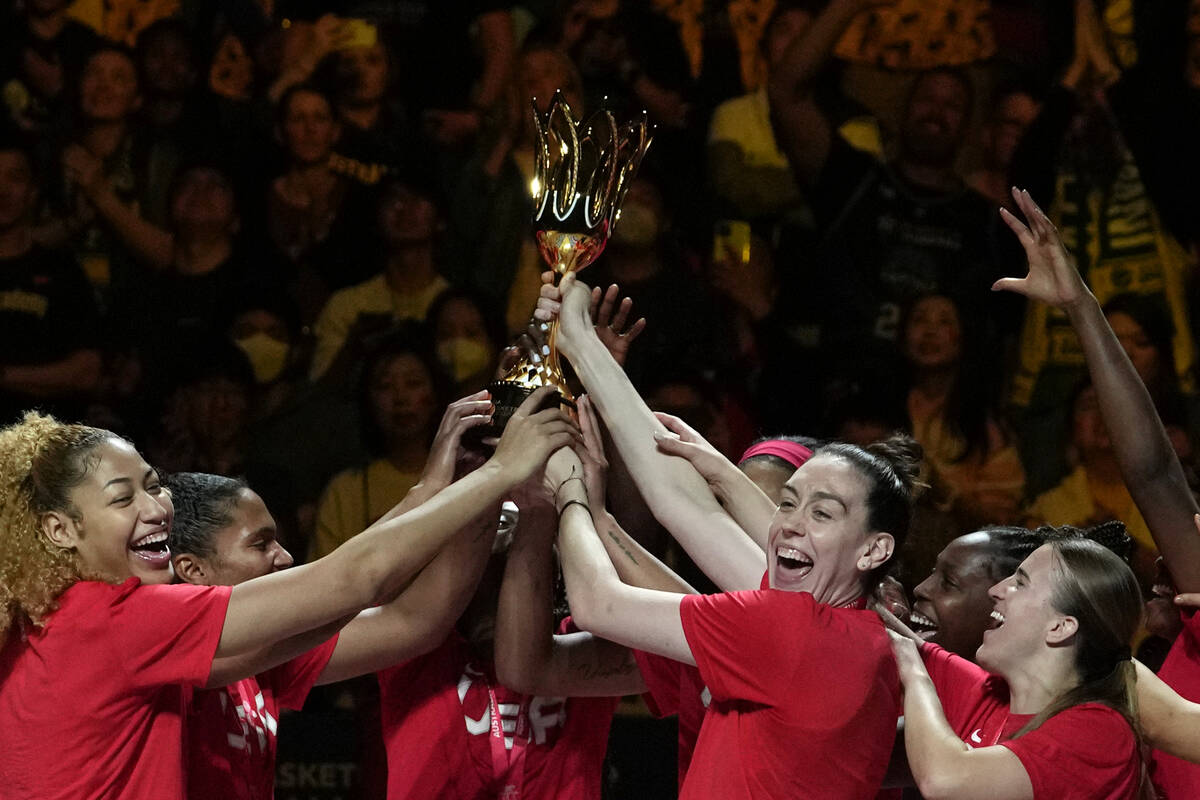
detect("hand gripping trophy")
[484,91,651,432]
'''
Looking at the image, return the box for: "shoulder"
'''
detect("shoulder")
[322,466,368,497]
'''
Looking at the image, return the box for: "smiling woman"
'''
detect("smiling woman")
[0,392,574,800]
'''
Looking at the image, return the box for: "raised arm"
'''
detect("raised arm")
[495,483,648,698]
[551,448,694,665]
[889,634,1034,800]
[994,189,1200,591]
[61,145,174,269]
[313,499,499,684]
[540,275,765,591]
[767,0,883,186]
[576,396,695,594]
[653,411,777,552]
[215,387,576,660]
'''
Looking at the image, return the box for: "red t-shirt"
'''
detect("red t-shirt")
[632,572,770,789]
[377,627,618,799]
[920,643,1140,799]
[186,634,340,800]
[1151,610,1200,798]
[678,589,900,799]
[0,578,231,800]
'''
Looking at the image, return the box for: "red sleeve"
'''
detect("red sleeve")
[759,571,769,590]
[633,649,681,717]
[107,582,233,689]
[680,590,819,705]
[919,643,992,732]
[264,633,341,710]
[1001,704,1138,797]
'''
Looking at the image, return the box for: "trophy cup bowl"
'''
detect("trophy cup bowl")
[480,91,651,437]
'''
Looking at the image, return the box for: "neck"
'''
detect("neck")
[0,226,33,260]
[340,103,381,131]
[175,235,232,275]
[291,160,333,190]
[387,439,428,471]
[911,367,955,402]
[896,159,960,193]
[1003,655,1078,715]
[82,121,127,159]
[385,245,437,291]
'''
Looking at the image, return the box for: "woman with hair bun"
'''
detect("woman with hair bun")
[535,271,920,798]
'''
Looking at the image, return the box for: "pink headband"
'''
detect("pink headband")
[739,440,814,469]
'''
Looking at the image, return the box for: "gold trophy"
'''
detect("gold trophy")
[484,91,651,433]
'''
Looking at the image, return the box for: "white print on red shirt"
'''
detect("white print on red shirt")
[220,685,278,756]
[457,664,568,748]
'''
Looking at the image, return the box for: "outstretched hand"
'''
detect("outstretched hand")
[535,271,639,363]
[993,188,1091,310]
[589,284,646,366]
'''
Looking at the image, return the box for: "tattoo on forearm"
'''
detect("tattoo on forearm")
[606,528,639,566]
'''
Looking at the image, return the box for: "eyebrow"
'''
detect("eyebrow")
[104,468,157,490]
[1016,567,1030,583]
[812,491,848,511]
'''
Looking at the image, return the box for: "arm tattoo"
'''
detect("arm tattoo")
[606,528,639,566]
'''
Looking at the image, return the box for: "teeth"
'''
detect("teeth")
[990,610,1005,625]
[909,612,937,629]
[775,546,811,564]
[132,531,168,548]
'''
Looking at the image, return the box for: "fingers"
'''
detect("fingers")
[625,317,647,343]
[588,286,602,320]
[514,385,559,416]
[990,277,1028,295]
[998,205,1033,244]
[541,270,556,286]
[577,395,607,462]
[610,295,632,332]
[559,271,578,298]
[496,345,522,378]
[533,295,561,322]
[654,411,699,442]
[597,284,620,325]
[1175,593,1200,608]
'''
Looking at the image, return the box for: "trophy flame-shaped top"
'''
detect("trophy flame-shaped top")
[530,91,652,253]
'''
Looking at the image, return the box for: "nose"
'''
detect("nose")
[139,492,170,523]
[913,574,934,601]
[274,544,295,570]
[988,576,1008,603]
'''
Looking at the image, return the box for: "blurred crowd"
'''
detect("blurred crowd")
[2,0,1199,622]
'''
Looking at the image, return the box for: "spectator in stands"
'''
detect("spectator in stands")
[966,82,1041,208]
[311,329,448,560]
[309,173,450,382]
[0,0,99,135]
[765,0,1015,429]
[426,288,505,398]
[267,83,375,316]
[1026,381,1156,586]
[900,293,1025,529]
[0,138,101,424]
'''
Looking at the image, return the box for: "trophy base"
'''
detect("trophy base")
[475,380,576,440]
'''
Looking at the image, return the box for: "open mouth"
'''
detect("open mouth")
[988,610,1006,630]
[775,545,813,579]
[130,530,171,566]
[908,609,938,639]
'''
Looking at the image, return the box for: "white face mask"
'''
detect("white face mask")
[436,337,491,383]
[234,332,290,384]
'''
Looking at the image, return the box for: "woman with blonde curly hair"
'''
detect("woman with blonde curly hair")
[0,390,574,800]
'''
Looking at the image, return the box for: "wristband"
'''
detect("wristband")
[559,498,591,517]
